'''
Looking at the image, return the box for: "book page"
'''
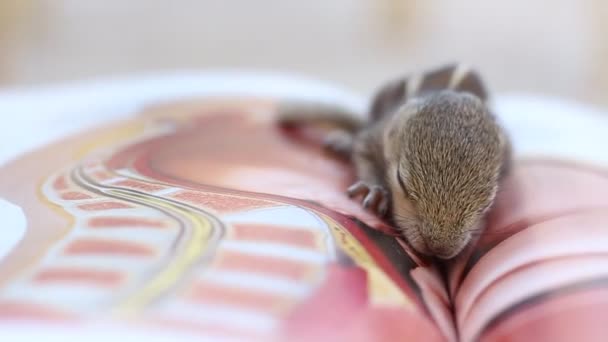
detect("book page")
[448,159,608,341]
[0,98,450,341]
[440,96,608,342]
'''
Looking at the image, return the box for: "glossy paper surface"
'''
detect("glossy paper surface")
[0,98,444,341]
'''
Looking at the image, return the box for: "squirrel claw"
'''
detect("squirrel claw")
[347,181,390,217]
[347,181,367,197]
[377,197,390,217]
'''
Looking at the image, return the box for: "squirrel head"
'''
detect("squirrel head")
[386,91,506,259]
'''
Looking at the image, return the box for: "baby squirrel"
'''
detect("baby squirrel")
[278,64,512,259]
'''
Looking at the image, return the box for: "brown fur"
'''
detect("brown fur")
[277,63,511,259]
[390,91,506,258]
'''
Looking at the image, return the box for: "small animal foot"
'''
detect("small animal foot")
[347,181,390,217]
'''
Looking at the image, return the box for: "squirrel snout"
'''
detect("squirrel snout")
[423,233,469,260]
[425,241,458,259]
[401,220,473,259]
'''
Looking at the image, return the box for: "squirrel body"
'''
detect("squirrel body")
[278,64,511,259]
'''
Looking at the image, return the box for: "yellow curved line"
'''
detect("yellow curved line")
[107,190,214,316]
[36,172,77,239]
[320,214,414,311]
[32,119,213,315]
[73,121,146,159]
[33,121,146,278]
[8,171,80,289]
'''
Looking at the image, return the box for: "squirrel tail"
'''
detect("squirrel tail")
[276,100,365,133]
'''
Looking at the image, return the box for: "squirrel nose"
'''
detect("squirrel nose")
[425,240,457,259]
[435,250,457,259]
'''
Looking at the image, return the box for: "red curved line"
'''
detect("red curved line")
[78,201,133,211]
[88,217,167,229]
[462,252,608,325]
[0,300,75,321]
[63,239,155,257]
[33,268,124,287]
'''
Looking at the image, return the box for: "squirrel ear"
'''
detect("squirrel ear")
[421,63,489,102]
[453,67,489,102]
[369,77,406,122]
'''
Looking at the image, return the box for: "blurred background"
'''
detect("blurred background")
[0,0,606,108]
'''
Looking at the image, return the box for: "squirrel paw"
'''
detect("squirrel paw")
[347,181,390,217]
[322,130,353,159]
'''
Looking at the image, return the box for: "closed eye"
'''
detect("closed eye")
[396,165,409,197]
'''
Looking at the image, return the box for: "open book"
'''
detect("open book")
[1,74,608,341]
